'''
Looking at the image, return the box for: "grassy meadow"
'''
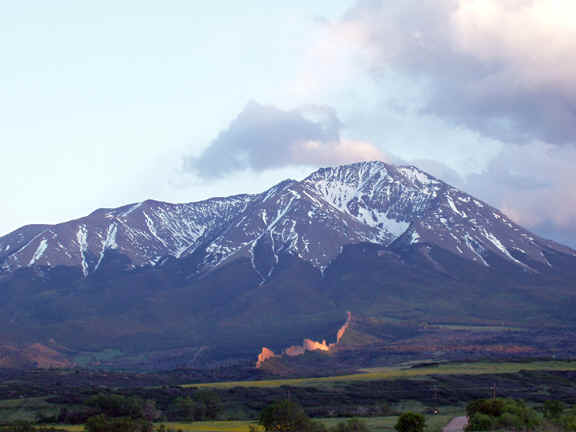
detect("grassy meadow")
[50,415,455,432]
[185,360,576,389]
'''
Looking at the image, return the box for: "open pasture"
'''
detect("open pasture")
[185,360,576,389]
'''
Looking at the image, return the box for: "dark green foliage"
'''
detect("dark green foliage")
[330,418,370,432]
[167,397,197,421]
[259,400,310,432]
[467,413,495,431]
[543,400,566,419]
[194,390,221,420]
[466,399,542,431]
[559,414,576,432]
[466,399,505,418]
[86,394,160,421]
[87,394,142,418]
[84,414,153,432]
[394,412,425,432]
[166,390,221,421]
[258,399,326,432]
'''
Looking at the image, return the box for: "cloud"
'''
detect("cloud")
[185,102,385,178]
[339,0,576,146]
[466,143,576,231]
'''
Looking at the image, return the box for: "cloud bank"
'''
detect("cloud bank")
[324,0,576,246]
[342,0,576,146]
[186,102,384,178]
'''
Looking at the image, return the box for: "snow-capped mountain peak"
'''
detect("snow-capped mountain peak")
[0,161,573,278]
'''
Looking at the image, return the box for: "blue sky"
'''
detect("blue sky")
[2,0,576,247]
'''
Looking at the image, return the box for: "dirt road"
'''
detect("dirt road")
[443,416,469,432]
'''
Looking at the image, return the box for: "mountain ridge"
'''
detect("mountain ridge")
[2,160,572,278]
[1,160,575,369]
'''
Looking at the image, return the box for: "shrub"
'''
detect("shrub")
[330,418,370,432]
[559,414,576,432]
[467,413,495,431]
[258,399,326,432]
[544,401,567,420]
[395,412,426,432]
[84,414,154,432]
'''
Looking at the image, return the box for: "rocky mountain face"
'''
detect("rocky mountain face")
[1,161,570,278]
[0,161,575,369]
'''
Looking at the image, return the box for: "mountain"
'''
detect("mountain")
[2,161,570,276]
[1,161,575,369]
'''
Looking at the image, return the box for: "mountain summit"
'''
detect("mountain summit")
[0,161,575,369]
[1,161,570,278]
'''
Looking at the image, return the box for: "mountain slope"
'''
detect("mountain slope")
[1,161,571,277]
[0,161,575,369]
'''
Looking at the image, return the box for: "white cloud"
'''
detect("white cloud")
[338,0,576,145]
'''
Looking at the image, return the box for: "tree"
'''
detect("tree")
[394,412,426,432]
[85,414,153,432]
[331,418,370,432]
[467,413,495,432]
[543,400,566,419]
[559,415,576,432]
[195,389,221,420]
[466,399,504,418]
[466,398,542,431]
[87,394,143,418]
[259,399,323,432]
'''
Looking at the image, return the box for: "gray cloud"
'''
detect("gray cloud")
[327,0,576,246]
[186,102,384,178]
[342,0,576,146]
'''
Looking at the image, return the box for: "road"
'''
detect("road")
[443,416,469,432]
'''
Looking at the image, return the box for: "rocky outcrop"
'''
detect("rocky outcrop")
[255,312,352,368]
[255,347,277,368]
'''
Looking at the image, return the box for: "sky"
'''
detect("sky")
[1,0,576,247]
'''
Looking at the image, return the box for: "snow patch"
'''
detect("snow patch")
[481,229,526,267]
[446,194,467,218]
[121,202,143,218]
[76,224,89,276]
[95,224,119,270]
[29,239,48,265]
[398,166,438,186]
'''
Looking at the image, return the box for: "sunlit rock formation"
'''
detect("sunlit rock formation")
[256,312,352,368]
[255,347,277,368]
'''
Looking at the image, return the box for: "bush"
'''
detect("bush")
[330,418,370,432]
[466,399,542,431]
[86,394,160,421]
[466,399,504,418]
[395,412,426,432]
[498,412,521,429]
[167,390,221,421]
[544,401,567,420]
[85,414,154,432]
[467,413,495,431]
[258,399,325,432]
[559,414,576,432]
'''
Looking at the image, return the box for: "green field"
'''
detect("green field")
[50,415,455,432]
[431,324,527,332]
[0,397,58,423]
[185,360,576,389]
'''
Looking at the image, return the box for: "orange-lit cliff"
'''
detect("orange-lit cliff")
[256,312,352,368]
